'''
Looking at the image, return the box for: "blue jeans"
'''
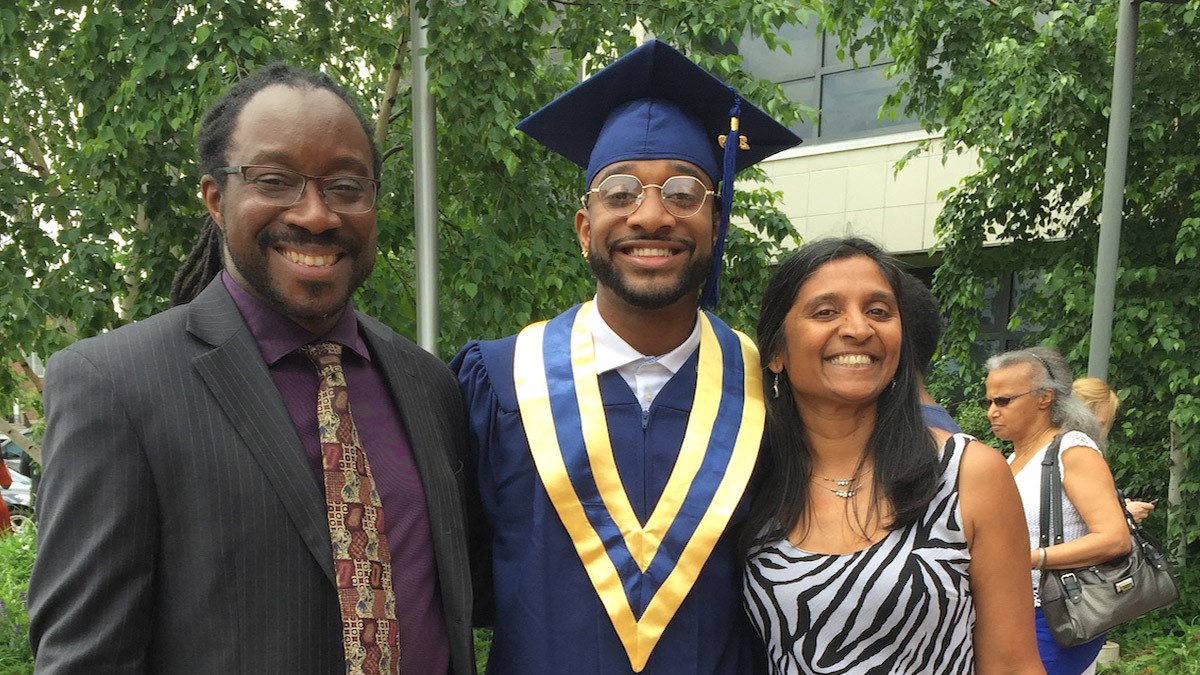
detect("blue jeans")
[1035,607,1106,675]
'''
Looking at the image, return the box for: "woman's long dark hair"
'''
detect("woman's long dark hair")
[742,237,939,551]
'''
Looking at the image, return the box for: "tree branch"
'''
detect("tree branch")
[0,139,41,175]
[0,418,38,464]
[17,351,43,395]
[376,7,412,148]
[24,130,62,197]
[381,143,406,164]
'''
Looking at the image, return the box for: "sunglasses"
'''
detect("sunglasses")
[979,391,1035,409]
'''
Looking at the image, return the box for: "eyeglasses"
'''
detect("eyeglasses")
[582,174,716,218]
[214,165,380,214]
[979,391,1035,409]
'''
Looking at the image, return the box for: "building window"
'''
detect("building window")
[736,18,919,142]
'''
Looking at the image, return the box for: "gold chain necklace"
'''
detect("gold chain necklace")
[811,473,860,498]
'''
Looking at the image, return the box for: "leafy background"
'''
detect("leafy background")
[3,0,1199,671]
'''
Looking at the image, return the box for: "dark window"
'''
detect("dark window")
[820,64,913,137]
[738,21,821,81]
[980,272,1043,352]
[737,20,919,142]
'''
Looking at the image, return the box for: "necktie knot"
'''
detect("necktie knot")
[300,340,343,367]
[300,342,348,390]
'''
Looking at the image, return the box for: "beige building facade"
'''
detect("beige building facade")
[761,130,978,256]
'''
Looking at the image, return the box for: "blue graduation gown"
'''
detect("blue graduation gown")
[452,332,761,675]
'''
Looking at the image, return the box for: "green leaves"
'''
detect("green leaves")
[824,0,1200,558]
[501,0,530,17]
[1,0,807,380]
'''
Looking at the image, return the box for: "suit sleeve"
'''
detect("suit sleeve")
[28,347,158,673]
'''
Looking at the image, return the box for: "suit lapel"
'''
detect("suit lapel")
[186,279,335,583]
[361,320,431,466]
[360,317,457,523]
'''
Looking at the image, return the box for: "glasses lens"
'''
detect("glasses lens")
[593,175,710,218]
[320,176,377,213]
[241,167,376,213]
[242,166,304,206]
[979,395,1016,409]
[596,175,643,216]
[660,176,708,217]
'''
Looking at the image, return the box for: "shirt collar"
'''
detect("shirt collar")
[222,271,370,365]
[589,297,701,375]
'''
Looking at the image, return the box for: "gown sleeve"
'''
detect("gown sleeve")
[449,340,500,626]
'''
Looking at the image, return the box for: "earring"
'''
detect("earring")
[581,246,590,262]
[772,373,781,399]
[888,379,897,392]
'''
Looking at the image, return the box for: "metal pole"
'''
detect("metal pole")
[411,4,439,354]
[1088,0,1139,379]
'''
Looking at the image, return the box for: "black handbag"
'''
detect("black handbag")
[1037,433,1179,648]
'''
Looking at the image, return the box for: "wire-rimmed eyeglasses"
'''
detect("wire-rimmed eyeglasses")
[214,165,380,214]
[581,174,715,219]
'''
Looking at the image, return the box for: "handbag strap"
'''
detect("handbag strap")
[1115,487,1133,527]
[1038,433,1067,547]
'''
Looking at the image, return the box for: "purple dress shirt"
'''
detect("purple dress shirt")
[223,273,449,674]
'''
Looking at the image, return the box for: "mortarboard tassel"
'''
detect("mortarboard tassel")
[700,91,743,310]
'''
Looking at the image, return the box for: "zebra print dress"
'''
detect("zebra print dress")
[744,434,975,674]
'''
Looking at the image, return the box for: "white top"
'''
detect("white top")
[589,301,700,412]
[1008,429,1103,604]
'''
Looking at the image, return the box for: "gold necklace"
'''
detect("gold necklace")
[811,474,860,498]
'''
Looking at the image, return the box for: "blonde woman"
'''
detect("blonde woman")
[1072,377,1155,523]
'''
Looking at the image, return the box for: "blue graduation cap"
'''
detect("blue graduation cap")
[517,39,802,308]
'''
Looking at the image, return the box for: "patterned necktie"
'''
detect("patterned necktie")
[299,341,400,675]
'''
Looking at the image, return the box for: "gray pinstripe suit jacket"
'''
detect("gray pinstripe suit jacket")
[28,278,477,674]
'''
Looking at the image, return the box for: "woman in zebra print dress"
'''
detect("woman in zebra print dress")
[742,238,1044,674]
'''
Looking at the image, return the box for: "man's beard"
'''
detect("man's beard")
[226,227,374,323]
[588,236,711,310]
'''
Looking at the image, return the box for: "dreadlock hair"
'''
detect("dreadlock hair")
[170,62,381,306]
[741,237,939,553]
[170,218,225,306]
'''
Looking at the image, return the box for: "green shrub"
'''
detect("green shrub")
[0,520,34,675]
[474,627,492,672]
[1100,619,1200,674]
[1099,560,1200,673]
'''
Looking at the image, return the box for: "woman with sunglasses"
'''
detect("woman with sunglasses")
[744,238,1043,674]
[984,347,1130,674]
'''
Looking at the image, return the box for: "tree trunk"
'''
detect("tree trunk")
[1168,421,1185,564]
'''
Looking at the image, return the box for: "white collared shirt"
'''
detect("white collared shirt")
[589,299,701,412]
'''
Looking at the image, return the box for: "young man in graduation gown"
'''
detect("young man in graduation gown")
[452,40,802,674]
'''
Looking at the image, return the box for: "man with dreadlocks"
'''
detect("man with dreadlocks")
[28,64,479,675]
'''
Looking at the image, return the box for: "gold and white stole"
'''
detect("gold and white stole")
[513,301,763,672]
